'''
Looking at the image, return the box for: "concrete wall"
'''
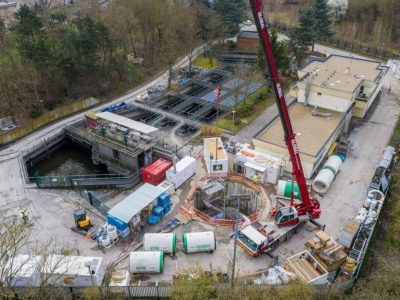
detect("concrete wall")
[353,81,383,118]
[297,83,354,113]
[96,143,139,171]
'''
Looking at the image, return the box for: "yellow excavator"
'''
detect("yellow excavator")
[71,209,94,236]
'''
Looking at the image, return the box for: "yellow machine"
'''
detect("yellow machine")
[71,209,94,236]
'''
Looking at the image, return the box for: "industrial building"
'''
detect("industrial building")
[297,55,388,118]
[253,103,344,178]
[236,31,259,51]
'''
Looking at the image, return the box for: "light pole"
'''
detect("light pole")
[231,195,240,286]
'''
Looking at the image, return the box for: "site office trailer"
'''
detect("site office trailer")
[141,158,173,185]
[166,156,196,189]
[42,255,106,287]
[203,138,228,177]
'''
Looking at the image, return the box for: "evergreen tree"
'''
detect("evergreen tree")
[290,5,317,60]
[312,0,334,41]
[257,29,290,73]
[214,0,245,35]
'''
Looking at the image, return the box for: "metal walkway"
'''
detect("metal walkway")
[132,100,204,127]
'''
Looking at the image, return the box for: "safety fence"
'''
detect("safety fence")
[268,22,400,60]
[0,97,100,146]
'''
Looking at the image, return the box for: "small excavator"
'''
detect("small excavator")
[236,0,323,257]
[71,208,94,237]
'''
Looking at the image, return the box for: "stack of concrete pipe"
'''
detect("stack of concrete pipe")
[312,155,344,194]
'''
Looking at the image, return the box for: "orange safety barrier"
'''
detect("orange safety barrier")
[179,206,193,219]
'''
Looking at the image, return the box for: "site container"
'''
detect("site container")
[166,156,196,188]
[142,158,173,185]
[5,255,43,287]
[203,138,228,177]
[42,255,106,286]
[183,231,216,253]
[129,251,164,274]
[143,233,177,254]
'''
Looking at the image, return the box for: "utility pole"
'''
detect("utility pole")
[231,195,240,286]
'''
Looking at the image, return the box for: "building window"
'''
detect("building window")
[317,92,322,96]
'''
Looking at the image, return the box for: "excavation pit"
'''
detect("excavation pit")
[184,173,270,227]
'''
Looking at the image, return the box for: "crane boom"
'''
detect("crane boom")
[249,0,320,220]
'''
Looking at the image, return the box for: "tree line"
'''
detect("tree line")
[0,0,223,124]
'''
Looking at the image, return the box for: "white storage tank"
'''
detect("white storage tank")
[183,231,216,254]
[144,233,176,254]
[5,255,43,287]
[129,251,164,274]
[166,156,196,189]
[42,255,106,286]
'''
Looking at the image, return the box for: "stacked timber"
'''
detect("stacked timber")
[305,231,347,272]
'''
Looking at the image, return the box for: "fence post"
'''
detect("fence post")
[88,192,94,206]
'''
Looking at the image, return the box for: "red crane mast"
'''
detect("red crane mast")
[249,0,321,222]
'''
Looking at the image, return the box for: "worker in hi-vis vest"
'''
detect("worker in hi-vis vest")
[252,174,259,184]
[20,208,29,224]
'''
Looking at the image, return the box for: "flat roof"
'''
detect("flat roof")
[96,112,158,134]
[256,103,343,157]
[204,137,227,160]
[43,255,103,276]
[108,183,164,223]
[241,226,267,246]
[300,55,384,93]
[239,31,259,39]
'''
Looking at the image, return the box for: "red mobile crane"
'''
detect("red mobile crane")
[236,0,322,256]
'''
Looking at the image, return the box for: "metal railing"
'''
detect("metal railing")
[30,171,141,190]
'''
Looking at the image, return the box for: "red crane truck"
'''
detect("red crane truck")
[237,0,323,257]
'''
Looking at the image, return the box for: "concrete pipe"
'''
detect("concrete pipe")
[324,155,343,174]
[312,168,335,194]
[312,155,344,194]
[367,189,385,201]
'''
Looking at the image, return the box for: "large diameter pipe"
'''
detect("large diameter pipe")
[312,168,335,194]
[312,155,343,194]
[276,180,300,200]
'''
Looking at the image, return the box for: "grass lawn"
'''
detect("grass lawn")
[192,56,219,69]
[215,87,274,133]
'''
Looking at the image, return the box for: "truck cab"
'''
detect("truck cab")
[237,225,269,257]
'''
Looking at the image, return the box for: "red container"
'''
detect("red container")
[141,158,173,185]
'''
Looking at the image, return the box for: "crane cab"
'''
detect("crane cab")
[274,207,298,226]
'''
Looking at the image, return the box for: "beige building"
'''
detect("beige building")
[253,103,344,179]
[297,55,388,118]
